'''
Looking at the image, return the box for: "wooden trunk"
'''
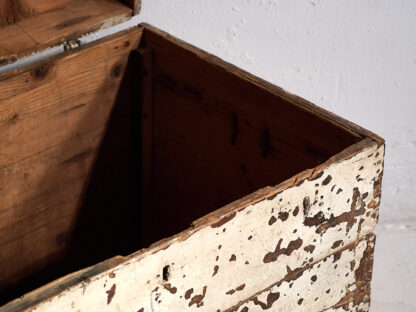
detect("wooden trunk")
[0,22,384,312]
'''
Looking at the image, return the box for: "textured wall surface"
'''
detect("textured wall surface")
[0,0,415,311]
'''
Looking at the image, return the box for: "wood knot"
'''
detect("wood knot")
[111,63,123,78]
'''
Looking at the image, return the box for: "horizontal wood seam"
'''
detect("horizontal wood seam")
[224,233,375,312]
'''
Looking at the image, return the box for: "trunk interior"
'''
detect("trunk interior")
[0,26,363,305]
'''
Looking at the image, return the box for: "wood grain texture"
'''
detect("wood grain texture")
[0,0,80,26]
[142,26,366,243]
[0,28,141,168]
[0,0,133,65]
[0,0,29,26]
[140,23,384,147]
[0,126,104,289]
[136,48,155,247]
[0,27,143,304]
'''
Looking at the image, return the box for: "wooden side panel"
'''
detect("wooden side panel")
[141,27,363,244]
[0,0,132,65]
[1,140,384,312]
[227,234,375,312]
[0,28,143,304]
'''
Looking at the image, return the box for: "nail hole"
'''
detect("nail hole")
[163,265,170,281]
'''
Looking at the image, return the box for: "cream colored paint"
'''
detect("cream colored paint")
[234,235,373,312]
[10,140,384,312]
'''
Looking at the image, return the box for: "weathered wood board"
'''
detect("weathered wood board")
[0,0,140,65]
[0,27,144,303]
[144,26,364,244]
[0,24,384,311]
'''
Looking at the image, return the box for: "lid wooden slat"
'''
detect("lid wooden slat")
[0,0,140,65]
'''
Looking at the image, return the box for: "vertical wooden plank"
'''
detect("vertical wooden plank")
[136,48,154,247]
[119,0,141,14]
[0,0,26,26]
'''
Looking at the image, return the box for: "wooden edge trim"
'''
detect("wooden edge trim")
[135,0,142,15]
[133,0,141,15]
[140,23,384,146]
[119,0,141,14]
[0,257,126,312]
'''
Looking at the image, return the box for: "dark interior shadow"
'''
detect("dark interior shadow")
[0,50,145,306]
[66,49,143,270]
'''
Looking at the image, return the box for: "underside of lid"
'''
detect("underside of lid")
[0,0,141,66]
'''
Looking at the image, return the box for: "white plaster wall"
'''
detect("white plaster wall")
[1,0,415,310]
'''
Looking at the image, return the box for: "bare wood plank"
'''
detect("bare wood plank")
[141,23,384,146]
[0,27,142,98]
[0,126,104,292]
[0,27,143,303]
[0,55,124,168]
[145,27,362,152]
[136,48,155,247]
[0,28,143,169]
[0,0,136,18]
[150,84,341,240]
[13,0,74,15]
[141,26,370,242]
[0,24,35,65]
[0,0,133,64]
[0,0,25,26]
[0,0,76,27]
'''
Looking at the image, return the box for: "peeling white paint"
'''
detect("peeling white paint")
[7,140,383,312]
[235,235,373,312]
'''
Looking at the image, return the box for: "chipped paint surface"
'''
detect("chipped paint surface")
[229,234,374,312]
[7,141,384,312]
